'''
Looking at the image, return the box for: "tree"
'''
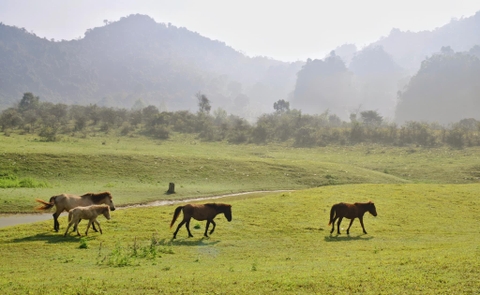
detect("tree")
[273,99,290,113]
[440,46,454,56]
[291,52,354,118]
[18,92,39,112]
[196,93,211,114]
[360,110,383,126]
[132,99,146,111]
[0,108,23,131]
[469,45,480,59]
[142,105,160,126]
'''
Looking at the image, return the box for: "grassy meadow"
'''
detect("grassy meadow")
[0,134,479,294]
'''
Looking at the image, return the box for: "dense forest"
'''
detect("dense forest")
[1,12,480,125]
[1,92,479,149]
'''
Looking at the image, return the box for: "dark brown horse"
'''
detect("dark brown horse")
[170,203,232,239]
[328,201,377,235]
[36,192,115,232]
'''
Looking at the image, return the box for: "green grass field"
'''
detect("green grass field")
[0,134,479,294]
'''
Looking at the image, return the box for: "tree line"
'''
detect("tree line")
[1,92,479,149]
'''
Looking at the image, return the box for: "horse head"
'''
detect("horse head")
[102,205,111,220]
[104,192,116,211]
[368,202,377,216]
[223,204,232,222]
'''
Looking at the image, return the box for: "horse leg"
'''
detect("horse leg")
[330,217,338,234]
[53,212,60,232]
[75,220,81,236]
[204,220,210,237]
[346,218,355,235]
[64,220,73,237]
[173,220,187,239]
[91,220,98,232]
[337,217,343,234]
[94,220,102,234]
[209,220,216,235]
[74,219,97,232]
[73,219,81,232]
[359,217,367,234]
[85,220,93,236]
[185,220,193,238]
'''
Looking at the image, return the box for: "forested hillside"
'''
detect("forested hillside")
[1,12,480,125]
[0,14,300,119]
[294,12,480,123]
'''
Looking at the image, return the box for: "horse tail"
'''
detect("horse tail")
[170,206,184,228]
[35,196,56,210]
[328,205,336,225]
[68,211,73,222]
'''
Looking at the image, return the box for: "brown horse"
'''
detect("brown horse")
[170,203,232,239]
[36,191,115,232]
[328,201,377,235]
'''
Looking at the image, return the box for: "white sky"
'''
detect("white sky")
[0,0,478,62]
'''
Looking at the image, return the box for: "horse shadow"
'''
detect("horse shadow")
[324,234,374,242]
[11,232,87,244]
[167,237,221,247]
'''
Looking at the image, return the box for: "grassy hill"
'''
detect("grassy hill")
[0,184,478,294]
[0,135,479,293]
[2,134,479,213]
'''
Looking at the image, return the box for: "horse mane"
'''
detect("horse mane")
[205,203,219,209]
[205,203,230,208]
[355,201,373,206]
[205,203,231,214]
[81,191,112,204]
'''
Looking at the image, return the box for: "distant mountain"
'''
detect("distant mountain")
[1,12,479,125]
[0,14,301,119]
[372,11,480,74]
[292,11,480,122]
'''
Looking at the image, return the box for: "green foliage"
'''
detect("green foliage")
[79,237,89,249]
[96,235,173,267]
[196,93,211,114]
[0,173,49,188]
[273,99,290,113]
[3,91,480,148]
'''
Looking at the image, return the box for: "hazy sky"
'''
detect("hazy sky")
[0,0,478,62]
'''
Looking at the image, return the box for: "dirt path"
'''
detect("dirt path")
[0,190,292,229]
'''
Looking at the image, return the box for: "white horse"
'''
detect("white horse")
[64,204,111,237]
